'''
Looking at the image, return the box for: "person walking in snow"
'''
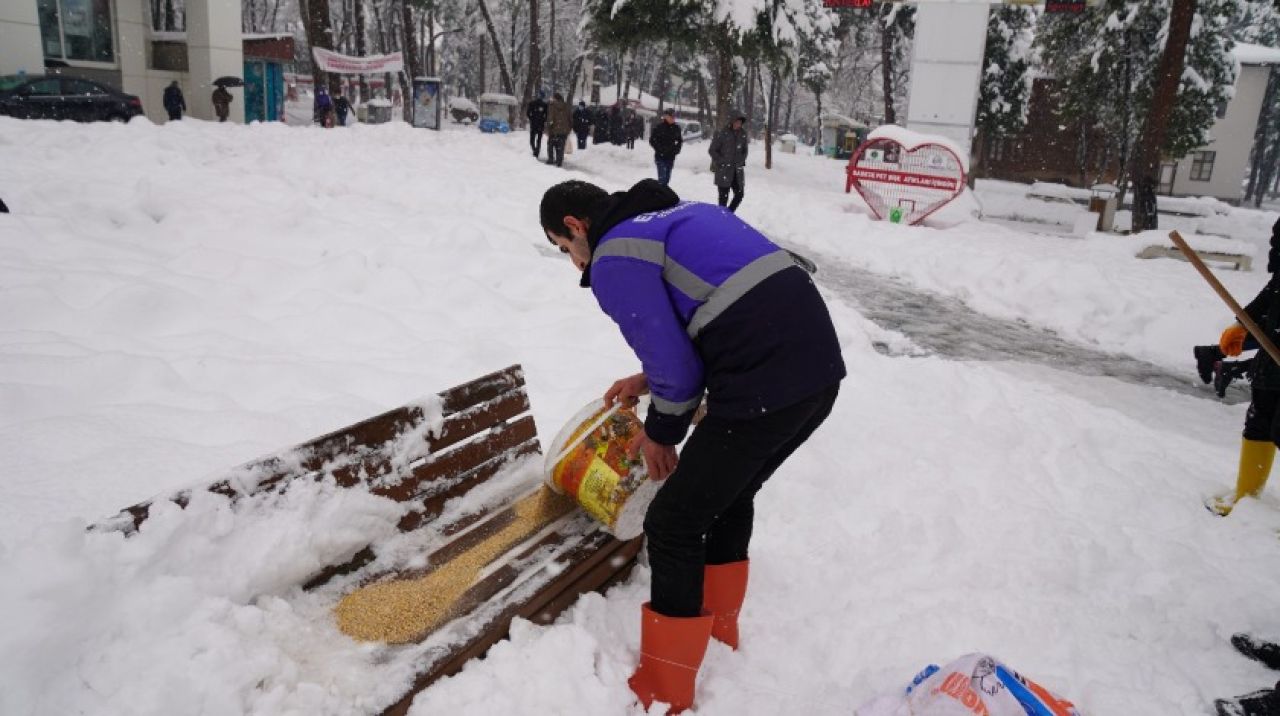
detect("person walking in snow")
[526,90,549,158]
[649,108,683,186]
[163,81,185,121]
[313,87,333,127]
[572,101,593,150]
[709,113,749,212]
[334,94,351,126]
[211,85,233,123]
[608,104,625,145]
[538,178,845,713]
[1209,218,1280,517]
[545,92,572,167]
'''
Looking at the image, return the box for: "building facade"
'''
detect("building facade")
[0,0,245,123]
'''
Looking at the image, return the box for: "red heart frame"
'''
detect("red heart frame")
[844,137,967,226]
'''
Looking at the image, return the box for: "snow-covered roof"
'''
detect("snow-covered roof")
[242,33,293,41]
[448,97,478,112]
[779,133,800,142]
[1232,42,1280,66]
[820,113,862,129]
[478,92,517,105]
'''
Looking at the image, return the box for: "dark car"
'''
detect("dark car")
[0,74,143,122]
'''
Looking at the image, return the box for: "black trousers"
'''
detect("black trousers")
[717,173,744,212]
[644,383,840,617]
[166,109,181,121]
[1244,388,1280,443]
[576,130,589,149]
[547,135,567,166]
[530,125,544,156]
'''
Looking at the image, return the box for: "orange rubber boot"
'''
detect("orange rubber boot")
[703,560,749,649]
[627,603,715,714]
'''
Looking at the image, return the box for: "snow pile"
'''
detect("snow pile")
[2,118,1280,715]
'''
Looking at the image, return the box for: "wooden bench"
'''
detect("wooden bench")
[95,365,643,715]
[1136,244,1252,272]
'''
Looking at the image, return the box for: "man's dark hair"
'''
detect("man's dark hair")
[553,92,564,102]
[540,181,608,241]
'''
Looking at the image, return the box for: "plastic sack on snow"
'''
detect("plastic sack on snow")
[856,653,1080,716]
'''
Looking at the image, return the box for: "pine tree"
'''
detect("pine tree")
[1035,0,1236,217]
[974,5,1035,179]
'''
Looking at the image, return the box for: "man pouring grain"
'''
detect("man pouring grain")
[539,179,845,712]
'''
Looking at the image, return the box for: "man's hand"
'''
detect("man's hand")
[604,373,649,408]
[628,432,679,482]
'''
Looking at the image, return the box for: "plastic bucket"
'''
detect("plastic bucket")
[544,399,660,540]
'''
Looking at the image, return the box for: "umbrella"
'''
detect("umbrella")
[213,76,244,88]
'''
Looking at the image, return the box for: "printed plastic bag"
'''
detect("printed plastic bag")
[856,653,1080,716]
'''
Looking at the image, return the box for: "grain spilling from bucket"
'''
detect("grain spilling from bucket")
[335,487,574,644]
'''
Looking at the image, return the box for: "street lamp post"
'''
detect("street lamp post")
[428,28,463,77]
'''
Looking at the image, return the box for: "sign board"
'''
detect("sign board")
[904,3,989,156]
[1045,0,1087,12]
[312,48,404,75]
[845,137,966,226]
[412,77,442,130]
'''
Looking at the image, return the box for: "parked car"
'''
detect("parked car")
[448,96,480,124]
[0,74,143,122]
[676,119,703,142]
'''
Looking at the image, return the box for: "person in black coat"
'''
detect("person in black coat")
[1211,218,1280,517]
[608,105,625,145]
[593,107,609,144]
[649,108,683,186]
[163,81,185,121]
[526,90,549,158]
[572,101,593,150]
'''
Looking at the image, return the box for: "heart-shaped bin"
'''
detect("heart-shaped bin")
[845,136,966,226]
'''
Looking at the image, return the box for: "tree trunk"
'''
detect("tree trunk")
[881,23,896,124]
[399,0,421,121]
[1247,68,1279,201]
[783,79,795,133]
[549,0,557,92]
[522,0,541,114]
[565,54,584,104]
[479,39,487,94]
[355,0,369,101]
[624,50,636,103]
[1131,0,1196,232]
[815,88,823,149]
[1257,131,1280,207]
[656,41,671,112]
[301,0,341,109]
[714,26,733,130]
[696,70,709,127]
[477,0,515,97]
[763,65,777,170]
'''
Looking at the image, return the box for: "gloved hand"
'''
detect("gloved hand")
[1221,324,1249,356]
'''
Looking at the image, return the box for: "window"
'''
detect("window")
[1190,151,1216,182]
[62,79,102,96]
[22,79,62,96]
[36,0,115,64]
[1216,99,1229,119]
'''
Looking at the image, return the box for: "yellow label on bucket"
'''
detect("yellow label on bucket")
[578,456,622,526]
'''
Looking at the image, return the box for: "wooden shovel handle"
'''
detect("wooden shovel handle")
[1169,230,1280,366]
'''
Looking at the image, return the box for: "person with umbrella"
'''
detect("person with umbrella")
[211,76,240,123]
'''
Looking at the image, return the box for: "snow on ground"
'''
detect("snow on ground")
[2,117,1280,715]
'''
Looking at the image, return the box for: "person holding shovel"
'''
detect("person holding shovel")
[539,178,845,712]
[1209,219,1280,516]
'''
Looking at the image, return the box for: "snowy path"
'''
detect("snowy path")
[809,252,1249,405]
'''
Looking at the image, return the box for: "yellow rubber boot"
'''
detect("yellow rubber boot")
[1212,439,1276,515]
